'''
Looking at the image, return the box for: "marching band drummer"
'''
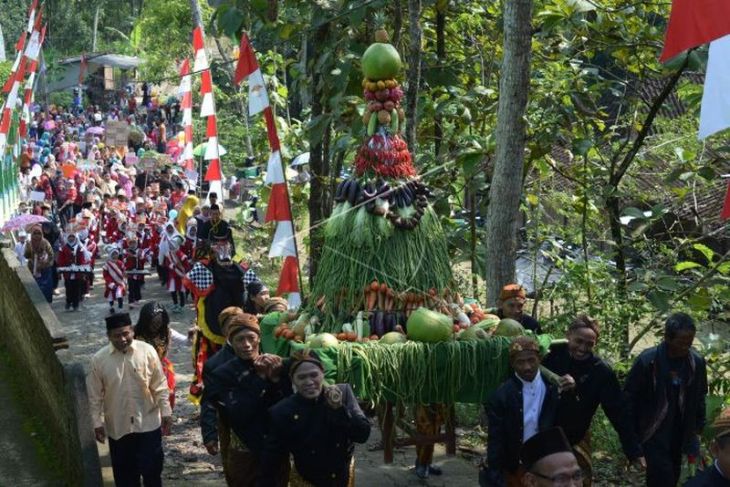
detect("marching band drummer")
[125,234,151,308]
[57,230,91,312]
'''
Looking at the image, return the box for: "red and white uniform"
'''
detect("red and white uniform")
[165,247,190,292]
[102,258,127,298]
[57,243,90,281]
[125,247,150,282]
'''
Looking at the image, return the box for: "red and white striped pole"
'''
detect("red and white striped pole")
[178,59,195,171]
[192,25,224,202]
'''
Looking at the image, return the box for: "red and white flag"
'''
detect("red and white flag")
[233,33,270,116]
[178,59,195,170]
[699,35,730,139]
[660,0,730,62]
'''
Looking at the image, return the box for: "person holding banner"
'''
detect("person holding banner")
[103,247,127,315]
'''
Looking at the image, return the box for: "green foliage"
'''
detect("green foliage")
[0,61,12,88]
[134,0,212,79]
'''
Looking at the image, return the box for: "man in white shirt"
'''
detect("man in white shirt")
[482,336,559,487]
[86,312,172,487]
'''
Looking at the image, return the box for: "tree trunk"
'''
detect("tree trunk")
[392,0,403,49]
[92,6,100,52]
[433,1,447,158]
[189,0,203,28]
[307,18,332,285]
[484,0,533,307]
[405,0,422,153]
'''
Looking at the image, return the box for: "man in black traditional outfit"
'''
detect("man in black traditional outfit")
[481,336,559,487]
[542,314,644,484]
[625,312,708,487]
[259,350,371,487]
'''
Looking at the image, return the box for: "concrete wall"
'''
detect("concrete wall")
[0,247,101,486]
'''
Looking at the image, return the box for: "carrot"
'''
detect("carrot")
[366,290,377,311]
[380,282,388,293]
[370,280,379,292]
[429,287,437,297]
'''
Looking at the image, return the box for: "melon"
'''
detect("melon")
[474,317,500,331]
[493,318,525,337]
[380,331,408,345]
[406,307,453,343]
[362,43,402,81]
[308,333,340,348]
[457,326,490,341]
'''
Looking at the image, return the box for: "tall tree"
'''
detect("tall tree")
[405,0,422,153]
[306,4,333,285]
[484,0,533,306]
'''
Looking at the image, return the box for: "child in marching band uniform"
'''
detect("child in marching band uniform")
[57,231,91,311]
[102,247,127,314]
[125,234,150,308]
[162,233,190,313]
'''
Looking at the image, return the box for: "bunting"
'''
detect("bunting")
[191,24,224,204]
[178,59,195,171]
[0,0,40,224]
[235,32,301,308]
[660,1,730,219]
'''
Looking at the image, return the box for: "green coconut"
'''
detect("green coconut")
[380,332,408,345]
[362,42,402,80]
[474,317,500,331]
[406,307,453,343]
[493,318,525,337]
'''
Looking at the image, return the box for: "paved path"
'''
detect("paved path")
[53,259,479,486]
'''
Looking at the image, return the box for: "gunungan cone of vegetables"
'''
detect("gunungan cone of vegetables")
[307,27,453,333]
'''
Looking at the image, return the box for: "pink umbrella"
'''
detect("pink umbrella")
[86,126,105,135]
[43,120,56,130]
[1,214,49,233]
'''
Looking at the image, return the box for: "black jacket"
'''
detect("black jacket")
[203,262,245,337]
[259,384,371,487]
[543,344,641,459]
[486,373,559,474]
[624,343,707,455]
[684,464,730,486]
[199,343,235,445]
[212,356,291,455]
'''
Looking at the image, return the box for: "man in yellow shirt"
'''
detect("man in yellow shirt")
[87,312,173,487]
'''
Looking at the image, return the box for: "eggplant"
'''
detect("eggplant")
[347,179,361,205]
[346,179,360,205]
[384,312,396,332]
[401,185,414,203]
[373,311,386,337]
[334,180,347,202]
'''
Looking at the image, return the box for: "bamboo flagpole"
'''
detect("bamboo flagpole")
[233,33,304,308]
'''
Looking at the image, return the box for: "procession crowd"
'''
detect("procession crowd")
[7,97,729,487]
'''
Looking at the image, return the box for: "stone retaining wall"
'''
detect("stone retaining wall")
[0,247,101,486]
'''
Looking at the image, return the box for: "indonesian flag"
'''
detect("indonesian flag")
[233,33,270,116]
[721,181,730,221]
[178,59,194,170]
[699,35,730,139]
[269,221,297,258]
[200,70,215,118]
[277,256,299,294]
[660,0,730,62]
[192,26,208,72]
